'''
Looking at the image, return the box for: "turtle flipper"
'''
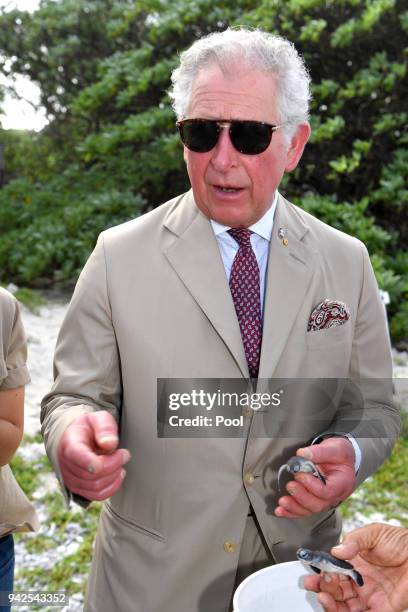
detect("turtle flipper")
[310,565,321,575]
[316,468,326,485]
[352,570,364,587]
[277,464,288,491]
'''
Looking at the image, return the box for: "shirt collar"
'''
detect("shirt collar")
[210,191,278,241]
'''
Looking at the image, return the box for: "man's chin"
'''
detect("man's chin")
[198,203,253,228]
[212,213,251,228]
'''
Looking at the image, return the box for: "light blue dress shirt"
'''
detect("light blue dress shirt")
[209,191,362,472]
[210,193,277,316]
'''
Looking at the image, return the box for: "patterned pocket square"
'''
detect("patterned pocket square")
[307,299,350,332]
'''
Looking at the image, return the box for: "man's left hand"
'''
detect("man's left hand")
[275,437,356,518]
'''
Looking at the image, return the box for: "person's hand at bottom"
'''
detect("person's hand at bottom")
[303,523,408,612]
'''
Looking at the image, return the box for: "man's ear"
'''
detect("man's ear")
[284,122,311,172]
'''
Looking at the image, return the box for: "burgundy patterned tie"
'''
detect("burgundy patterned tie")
[228,229,262,379]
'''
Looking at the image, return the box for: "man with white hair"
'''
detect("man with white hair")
[41,28,399,612]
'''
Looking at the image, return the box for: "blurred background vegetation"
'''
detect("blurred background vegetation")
[0,0,407,343]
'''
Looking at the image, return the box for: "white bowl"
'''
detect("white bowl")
[233,560,322,612]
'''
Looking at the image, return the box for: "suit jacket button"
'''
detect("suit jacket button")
[242,406,253,418]
[223,540,236,554]
[244,472,255,485]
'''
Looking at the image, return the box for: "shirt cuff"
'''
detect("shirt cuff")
[311,433,362,473]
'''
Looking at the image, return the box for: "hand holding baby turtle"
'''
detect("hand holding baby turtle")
[297,547,364,587]
[277,456,326,491]
[275,439,356,519]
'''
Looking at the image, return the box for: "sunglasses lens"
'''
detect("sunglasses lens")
[179,120,218,152]
[231,121,272,154]
[178,120,274,154]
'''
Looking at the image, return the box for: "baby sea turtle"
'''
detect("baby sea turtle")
[277,456,326,490]
[297,547,364,587]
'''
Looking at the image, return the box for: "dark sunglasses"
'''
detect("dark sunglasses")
[176,118,283,155]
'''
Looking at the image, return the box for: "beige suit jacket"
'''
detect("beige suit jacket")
[41,192,400,612]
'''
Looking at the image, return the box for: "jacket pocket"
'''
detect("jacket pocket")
[306,323,350,349]
[105,502,166,543]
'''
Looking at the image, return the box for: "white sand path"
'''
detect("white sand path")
[23,301,68,435]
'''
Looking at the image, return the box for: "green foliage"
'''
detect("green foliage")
[297,194,392,252]
[0,172,144,284]
[341,436,408,526]
[400,407,408,440]
[0,0,406,340]
[11,435,101,605]
[299,18,327,42]
[0,0,124,124]
[13,288,46,313]
[309,115,345,141]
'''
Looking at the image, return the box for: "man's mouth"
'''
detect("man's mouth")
[214,185,243,193]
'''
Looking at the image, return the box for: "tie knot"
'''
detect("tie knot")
[228,228,252,249]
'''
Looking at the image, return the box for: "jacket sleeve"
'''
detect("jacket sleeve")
[317,239,400,486]
[41,234,122,501]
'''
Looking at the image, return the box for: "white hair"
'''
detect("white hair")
[169,27,311,141]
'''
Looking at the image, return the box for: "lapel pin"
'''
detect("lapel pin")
[278,227,289,246]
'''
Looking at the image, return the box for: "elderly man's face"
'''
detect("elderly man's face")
[183,64,310,228]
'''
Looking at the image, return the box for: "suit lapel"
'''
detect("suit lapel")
[259,195,317,378]
[163,191,249,378]
[163,191,317,380]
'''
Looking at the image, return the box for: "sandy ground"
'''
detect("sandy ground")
[23,299,68,435]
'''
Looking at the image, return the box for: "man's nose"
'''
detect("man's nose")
[210,127,238,171]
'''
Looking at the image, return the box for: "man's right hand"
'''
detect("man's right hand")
[57,411,131,501]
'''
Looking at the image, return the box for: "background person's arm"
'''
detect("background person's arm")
[0,386,24,466]
[0,288,30,466]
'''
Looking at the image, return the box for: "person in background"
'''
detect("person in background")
[303,522,408,612]
[0,287,39,612]
[41,28,400,612]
